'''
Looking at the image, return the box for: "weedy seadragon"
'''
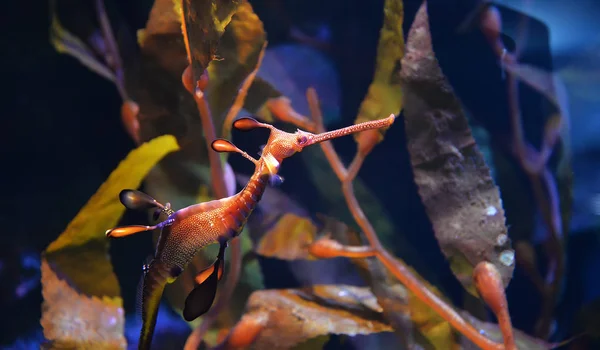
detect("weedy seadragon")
[105,115,397,349]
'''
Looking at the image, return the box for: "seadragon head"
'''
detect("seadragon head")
[218,114,397,163]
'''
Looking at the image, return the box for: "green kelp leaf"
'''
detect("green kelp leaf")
[240,285,393,349]
[180,0,242,84]
[205,0,267,138]
[41,135,180,349]
[399,4,514,295]
[49,0,115,83]
[353,0,404,144]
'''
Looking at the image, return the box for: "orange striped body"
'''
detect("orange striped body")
[139,171,270,349]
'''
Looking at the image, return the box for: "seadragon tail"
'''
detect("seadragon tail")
[138,259,173,350]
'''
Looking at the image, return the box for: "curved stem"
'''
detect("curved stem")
[183,65,240,349]
[306,87,508,350]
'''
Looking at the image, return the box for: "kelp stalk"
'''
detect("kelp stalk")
[305,87,511,350]
[182,66,243,350]
[182,42,267,349]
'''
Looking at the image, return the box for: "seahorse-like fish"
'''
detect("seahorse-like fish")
[105,115,397,349]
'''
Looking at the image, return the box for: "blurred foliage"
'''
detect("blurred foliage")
[179,0,241,84]
[41,135,179,348]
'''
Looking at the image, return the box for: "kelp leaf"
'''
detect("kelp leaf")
[254,213,319,261]
[205,0,267,138]
[142,0,182,38]
[40,259,126,350]
[241,285,393,349]
[353,0,404,143]
[180,0,242,84]
[400,4,514,294]
[46,135,180,254]
[316,215,457,348]
[460,312,555,350]
[49,1,115,83]
[42,135,179,348]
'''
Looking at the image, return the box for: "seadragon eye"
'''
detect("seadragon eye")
[296,135,308,145]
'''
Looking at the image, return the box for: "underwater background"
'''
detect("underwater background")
[2,0,600,349]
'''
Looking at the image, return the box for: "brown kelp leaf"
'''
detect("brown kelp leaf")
[353,0,404,146]
[460,312,556,350]
[42,135,179,348]
[181,0,242,84]
[241,285,393,349]
[254,213,319,260]
[40,259,126,350]
[318,215,457,348]
[400,4,514,294]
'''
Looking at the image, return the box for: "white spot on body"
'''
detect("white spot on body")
[496,234,508,246]
[499,250,515,266]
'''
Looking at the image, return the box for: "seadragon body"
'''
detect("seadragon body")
[105,115,396,349]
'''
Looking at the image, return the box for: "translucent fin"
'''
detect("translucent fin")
[105,225,156,238]
[257,144,266,157]
[119,189,164,211]
[182,243,226,321]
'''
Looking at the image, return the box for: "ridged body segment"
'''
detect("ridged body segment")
[155,171,270,273]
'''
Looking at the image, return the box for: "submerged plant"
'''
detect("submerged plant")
[41,0,584,349]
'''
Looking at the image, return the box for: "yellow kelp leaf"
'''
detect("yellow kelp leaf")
[46,135,180,254]
[254,213,319,261]
[354,0,404,144]
[41,135,179,348]
[241,285,393,349]
[402,267,459,349]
